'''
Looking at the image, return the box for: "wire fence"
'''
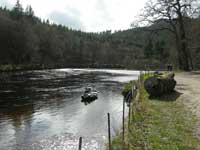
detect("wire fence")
[105,73,141,150]
[77,72,143,150]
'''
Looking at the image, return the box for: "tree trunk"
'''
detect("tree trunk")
[177,0,190,71]
[188,49,194,70]
[179,25,190,71]
[175,34,184,70]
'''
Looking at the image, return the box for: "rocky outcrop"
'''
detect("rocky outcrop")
[144,72,176,97]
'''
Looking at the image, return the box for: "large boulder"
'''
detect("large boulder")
[144,72,176,97]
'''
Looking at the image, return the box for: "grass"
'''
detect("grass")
[0,64,45,72]
[142,72,153,80]
[110,73,200,150]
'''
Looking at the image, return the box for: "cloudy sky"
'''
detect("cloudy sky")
[0,0,148,32]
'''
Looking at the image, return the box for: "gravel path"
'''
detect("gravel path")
[175,72,200,138]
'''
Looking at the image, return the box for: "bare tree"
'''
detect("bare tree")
[134,0,200,71]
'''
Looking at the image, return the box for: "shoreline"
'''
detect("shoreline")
[0,64,127,73]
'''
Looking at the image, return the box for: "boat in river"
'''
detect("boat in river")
[81,87,98,102]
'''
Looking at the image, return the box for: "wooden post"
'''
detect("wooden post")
[78,137,82,150]
[131,101,134,116]
[128,99,131,131]
[129,85,134,130]
[107,113,111,150]
[139,71,142,85]
[128,102,131,150]
[131,85,134,98]
[122,97,125,149]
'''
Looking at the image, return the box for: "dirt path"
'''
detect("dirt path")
[175,72,200,137]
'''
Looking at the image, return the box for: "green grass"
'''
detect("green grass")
[142,72,153,80]
[110,74,200,150]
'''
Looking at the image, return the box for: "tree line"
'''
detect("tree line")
[0,0,200,71]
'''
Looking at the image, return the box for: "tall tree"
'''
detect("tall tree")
[11,0,23,20]
[135,0,200,71]
[25,5,34,17]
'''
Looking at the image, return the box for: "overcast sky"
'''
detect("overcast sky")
[0,0,148,32]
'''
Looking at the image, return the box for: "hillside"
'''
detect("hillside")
[0,3,200,70]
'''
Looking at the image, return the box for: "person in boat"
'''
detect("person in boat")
[81,87,98,100]
[85,87,92,93]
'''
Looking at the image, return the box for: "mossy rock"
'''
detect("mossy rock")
[144,72,176,97]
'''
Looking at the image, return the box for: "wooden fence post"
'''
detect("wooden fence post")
[122,97,125,149]
[78,137,82,150]
[128,99,131,131]
[107,113,112,150]
[128,96,131,149]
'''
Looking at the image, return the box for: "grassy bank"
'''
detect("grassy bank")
[0,64,46,72]
[110,74,200,150]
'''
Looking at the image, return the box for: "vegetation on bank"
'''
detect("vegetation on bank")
[110,74,200,150]
[121,80,138,97]
[0,64,46,72]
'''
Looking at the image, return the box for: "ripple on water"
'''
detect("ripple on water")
[0,69,139,150]
[17,133,105,150]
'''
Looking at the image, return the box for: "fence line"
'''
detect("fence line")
[77,74,141,150]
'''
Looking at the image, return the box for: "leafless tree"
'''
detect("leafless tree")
[134,0,200,71]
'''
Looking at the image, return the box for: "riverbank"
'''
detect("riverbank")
[0,64,126,72]
[110,73,200,150]
[0,64,46,72]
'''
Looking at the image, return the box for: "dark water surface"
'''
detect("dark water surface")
[0,69,139,150]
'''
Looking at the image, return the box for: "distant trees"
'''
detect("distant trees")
[144,39,153,58]
[143,39,167,65]
[154,41,165,60]
[0,0,200,70]
[136,0,200,71]
[0,1,139,69]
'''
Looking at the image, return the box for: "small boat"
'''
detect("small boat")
[81,87,98,102]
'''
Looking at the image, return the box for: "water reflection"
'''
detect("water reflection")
[0,69,139,150]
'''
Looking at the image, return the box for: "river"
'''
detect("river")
[0,69,139,150]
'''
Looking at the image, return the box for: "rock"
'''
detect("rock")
[144,72,176,97]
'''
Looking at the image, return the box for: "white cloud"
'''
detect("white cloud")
[1,0,148,32]
[0,0,13,9]
[49,10,85,30]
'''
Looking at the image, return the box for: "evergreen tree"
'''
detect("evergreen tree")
[25,5,34,17]
[144,39,153,58]
[11,0,23,20]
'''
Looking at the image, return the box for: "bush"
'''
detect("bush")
[122,81,137,97]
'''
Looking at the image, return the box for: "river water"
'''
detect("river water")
[0,69,139,150]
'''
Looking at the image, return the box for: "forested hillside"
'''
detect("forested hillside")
[0,1,200,70]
